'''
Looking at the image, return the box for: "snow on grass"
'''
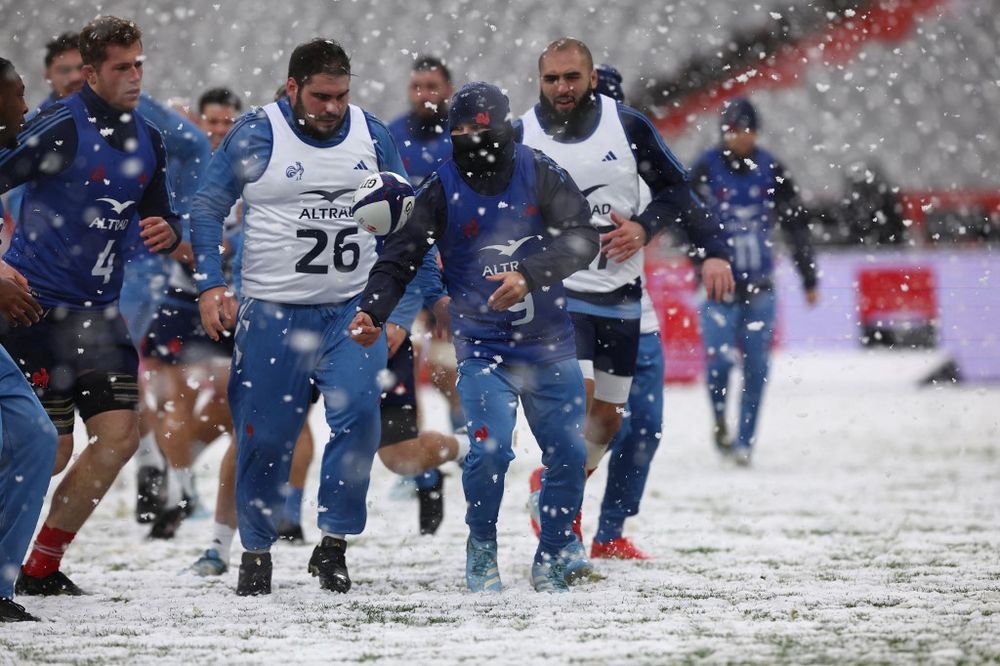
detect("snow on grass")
[1,350,997,664]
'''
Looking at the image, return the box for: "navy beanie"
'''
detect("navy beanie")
[448,82,510,132]
[720,97,759,133]
[595,64,624,102]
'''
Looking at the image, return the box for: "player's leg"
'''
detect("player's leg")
[733,288,777,462]
[189,356,234,446]
[191,437,238,576]
[2,315,75,477]
[700,298,739,452]
[519,358,588,591]
[143,302,214,537]
[427,338,464,432]
[149,361,201,534]
[193,414,312,575]
[455,357,518,592]
[585,314,640,472]
[230,300,315,595]
[134,391,166,523]
[278,421,313,543]
[308,299,387,594]
[18,312,140,596]
[594,331,664,559]
[376,334,458,535]
[528,313,596,538]
[0,346,58,620]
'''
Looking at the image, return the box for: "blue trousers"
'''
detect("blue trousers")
[0,346,57,598]
[700,288,777,450]
[229,297,386,551]
[457,357,586,558]
[597,332,664,543]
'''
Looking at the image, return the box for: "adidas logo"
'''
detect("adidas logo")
[601,151,618,162]
[354,160,370,170]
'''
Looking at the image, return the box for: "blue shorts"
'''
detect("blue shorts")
[0,308,139,434]
[570,311,641,378]
[144,298,234,365]
[380,334,418,447]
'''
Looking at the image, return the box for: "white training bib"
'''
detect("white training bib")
[521,94,644,294]
[240,103,378,304]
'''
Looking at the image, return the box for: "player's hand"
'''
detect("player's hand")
[0,277,43,326]
[350,311,382,347]
[0,260,31,292]
[385,322,406,358]
[170,240,196,269]
[140,216,178,253]
[431,295,452,341]
[805,288,819,307]
[600,211,647,263]
[702,257,735,302]
[486,272,529,311]
[198,285,237,342]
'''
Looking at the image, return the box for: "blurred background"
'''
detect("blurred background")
[2,0,997,381]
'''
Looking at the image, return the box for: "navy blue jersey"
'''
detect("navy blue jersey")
[387,112,451,187]
[692,146,817,290]
[699,148,776,285]
[436,145,576,364]
[4,93,159,309]
[361,145,598,365]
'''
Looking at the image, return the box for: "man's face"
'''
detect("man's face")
[287,72,350,140]
[84,42,144,111]
[0,71,28,149]
[539,48,597,116]
[46,48,84,99]
[200,102,238,151]
[408,69,452,119]
[723,129,757,158]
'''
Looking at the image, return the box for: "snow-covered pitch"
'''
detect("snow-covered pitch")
[1,350,996,664]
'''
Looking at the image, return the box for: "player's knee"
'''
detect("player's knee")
[468,432,514,469]
[378,444,412,476]
[242,421,298,461]
[542,434,587,471]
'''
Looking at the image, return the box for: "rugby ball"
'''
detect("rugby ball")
[351,171,415,236]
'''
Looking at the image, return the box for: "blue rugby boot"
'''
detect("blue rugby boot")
[465,537,502,593]
[191,548,228,576]
[530,553,569,593]
[561,536,593,584]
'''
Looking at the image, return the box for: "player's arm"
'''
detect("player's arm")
[353,175,447,346]
[513,150,599,295]
[772,159,819,301]
[191,112,268,340]
[0,105,77,195]
[386,246,445,329]
[619,106,728,257]
[619,107,733,299]
[142,97,212,218]
[137,126,183,254]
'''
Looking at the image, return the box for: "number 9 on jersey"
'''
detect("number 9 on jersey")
[351,171,415,236]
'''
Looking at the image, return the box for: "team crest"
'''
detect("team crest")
[285,161,305,180]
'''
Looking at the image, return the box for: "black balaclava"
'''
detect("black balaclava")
[448,81,514,181]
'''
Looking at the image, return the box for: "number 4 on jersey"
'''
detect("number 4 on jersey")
[91,239,116,284]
